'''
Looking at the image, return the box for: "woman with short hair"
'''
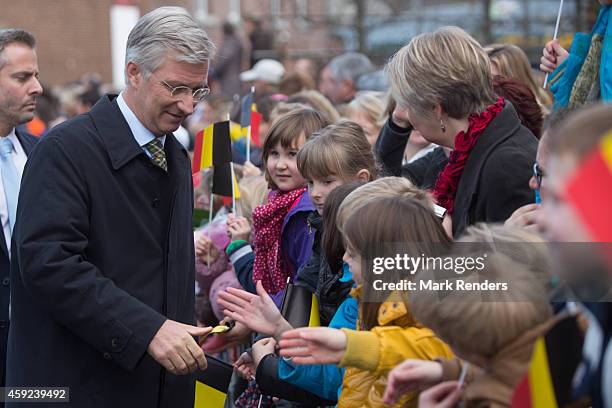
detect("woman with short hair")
[384,26,537,236]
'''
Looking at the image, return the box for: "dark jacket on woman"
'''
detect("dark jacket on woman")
[375,118,448,190]
[375,102,537,237]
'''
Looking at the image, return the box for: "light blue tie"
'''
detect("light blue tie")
[0,137,19,233]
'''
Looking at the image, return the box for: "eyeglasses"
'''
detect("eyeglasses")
[533,162,543,188]
[159,78,210,102]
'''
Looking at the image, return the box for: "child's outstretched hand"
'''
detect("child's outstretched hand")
[227,214,251,242]
[383,359,444,405]
[234,351,256,380]
[417,381,461,408]
[279,327,346,365]
[219,317,252,343]
[252,337,277,367]
[217,281,291,340]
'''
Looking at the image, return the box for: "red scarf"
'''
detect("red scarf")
[252,188,306,294]
[433,97,505,214]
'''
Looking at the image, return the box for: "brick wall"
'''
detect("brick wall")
[0,0,335,86]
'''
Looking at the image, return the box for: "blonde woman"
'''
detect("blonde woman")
[485,43,553,111]
[346,91,386,146]
[382,26,537,236]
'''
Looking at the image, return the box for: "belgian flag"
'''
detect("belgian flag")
[511,313,584,408]
[565,129,612,243]
[194,355,233,408]
[240,89,263,148]
[192,121,232,174]
[212,161,240,199]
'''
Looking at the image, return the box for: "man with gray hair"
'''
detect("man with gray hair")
[318,52,374,105]
[0,28,41,394]
[7,7,213,407]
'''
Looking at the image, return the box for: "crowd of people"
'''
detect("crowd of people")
[1,2,612,408]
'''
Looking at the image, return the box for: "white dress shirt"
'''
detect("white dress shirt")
[116,92,166,156]
[0,128,27,254]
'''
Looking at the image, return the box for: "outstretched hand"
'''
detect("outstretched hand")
[218,281,292,340]
[383,359,444,405]
[418,381,462,408]
[279,327,347,365]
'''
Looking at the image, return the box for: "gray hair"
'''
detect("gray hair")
[125,6,215,82]
[386,26,495,119]
[327,52,374,84]
[0,29,36,70]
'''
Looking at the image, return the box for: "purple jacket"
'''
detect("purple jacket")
[228,189,315,305]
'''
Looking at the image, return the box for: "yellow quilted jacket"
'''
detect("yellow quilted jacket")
[337,288,454,408]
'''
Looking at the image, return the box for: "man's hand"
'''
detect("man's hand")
[147,319,211,375]
[383,359,444,405]
[279,327,347,365]
[227,214,251,242]
[540,39,569,73]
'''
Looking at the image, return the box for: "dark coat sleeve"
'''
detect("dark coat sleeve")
[14,136,166,371]
[233,251,256,294]
[256,354,337,406]
[374,118,412,177]
[477,140,536,223]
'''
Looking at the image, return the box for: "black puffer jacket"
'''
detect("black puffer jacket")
[294,213,353,326]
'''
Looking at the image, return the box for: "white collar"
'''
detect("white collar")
[116,92,165,148]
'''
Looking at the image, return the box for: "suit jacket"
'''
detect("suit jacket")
[7,95,196,408]
[0,128,37,387]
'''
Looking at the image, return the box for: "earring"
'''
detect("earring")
[440,120,446,133]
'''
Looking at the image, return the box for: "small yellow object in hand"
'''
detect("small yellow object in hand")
[210,324,231,334]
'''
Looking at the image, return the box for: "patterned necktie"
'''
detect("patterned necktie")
[0,137,19,233]
[144,138,167,171]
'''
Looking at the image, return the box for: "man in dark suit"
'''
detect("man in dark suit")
[7,7,214,407]
[0,28,42,393]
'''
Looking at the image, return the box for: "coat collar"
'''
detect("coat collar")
[14,127,37,155]
[88,94,189,172]
[452,102,523,234]
[89,94,145,170]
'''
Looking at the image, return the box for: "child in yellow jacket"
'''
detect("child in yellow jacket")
[280,195,454,407]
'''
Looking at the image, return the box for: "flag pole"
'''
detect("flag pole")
[246,86,254,163]
[230,162,237,214]
[207,172,214,269]
[543,0,564,89]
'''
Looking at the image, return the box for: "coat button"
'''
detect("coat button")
[151,198,160,208]
[111,337,119,348]
[103,352,112,360]
[0,320,8,329]
[1,277,8,286]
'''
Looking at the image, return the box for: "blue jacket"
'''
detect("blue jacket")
[278,295,358,401]
[229,190,315,304]
[550,5,612,109]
